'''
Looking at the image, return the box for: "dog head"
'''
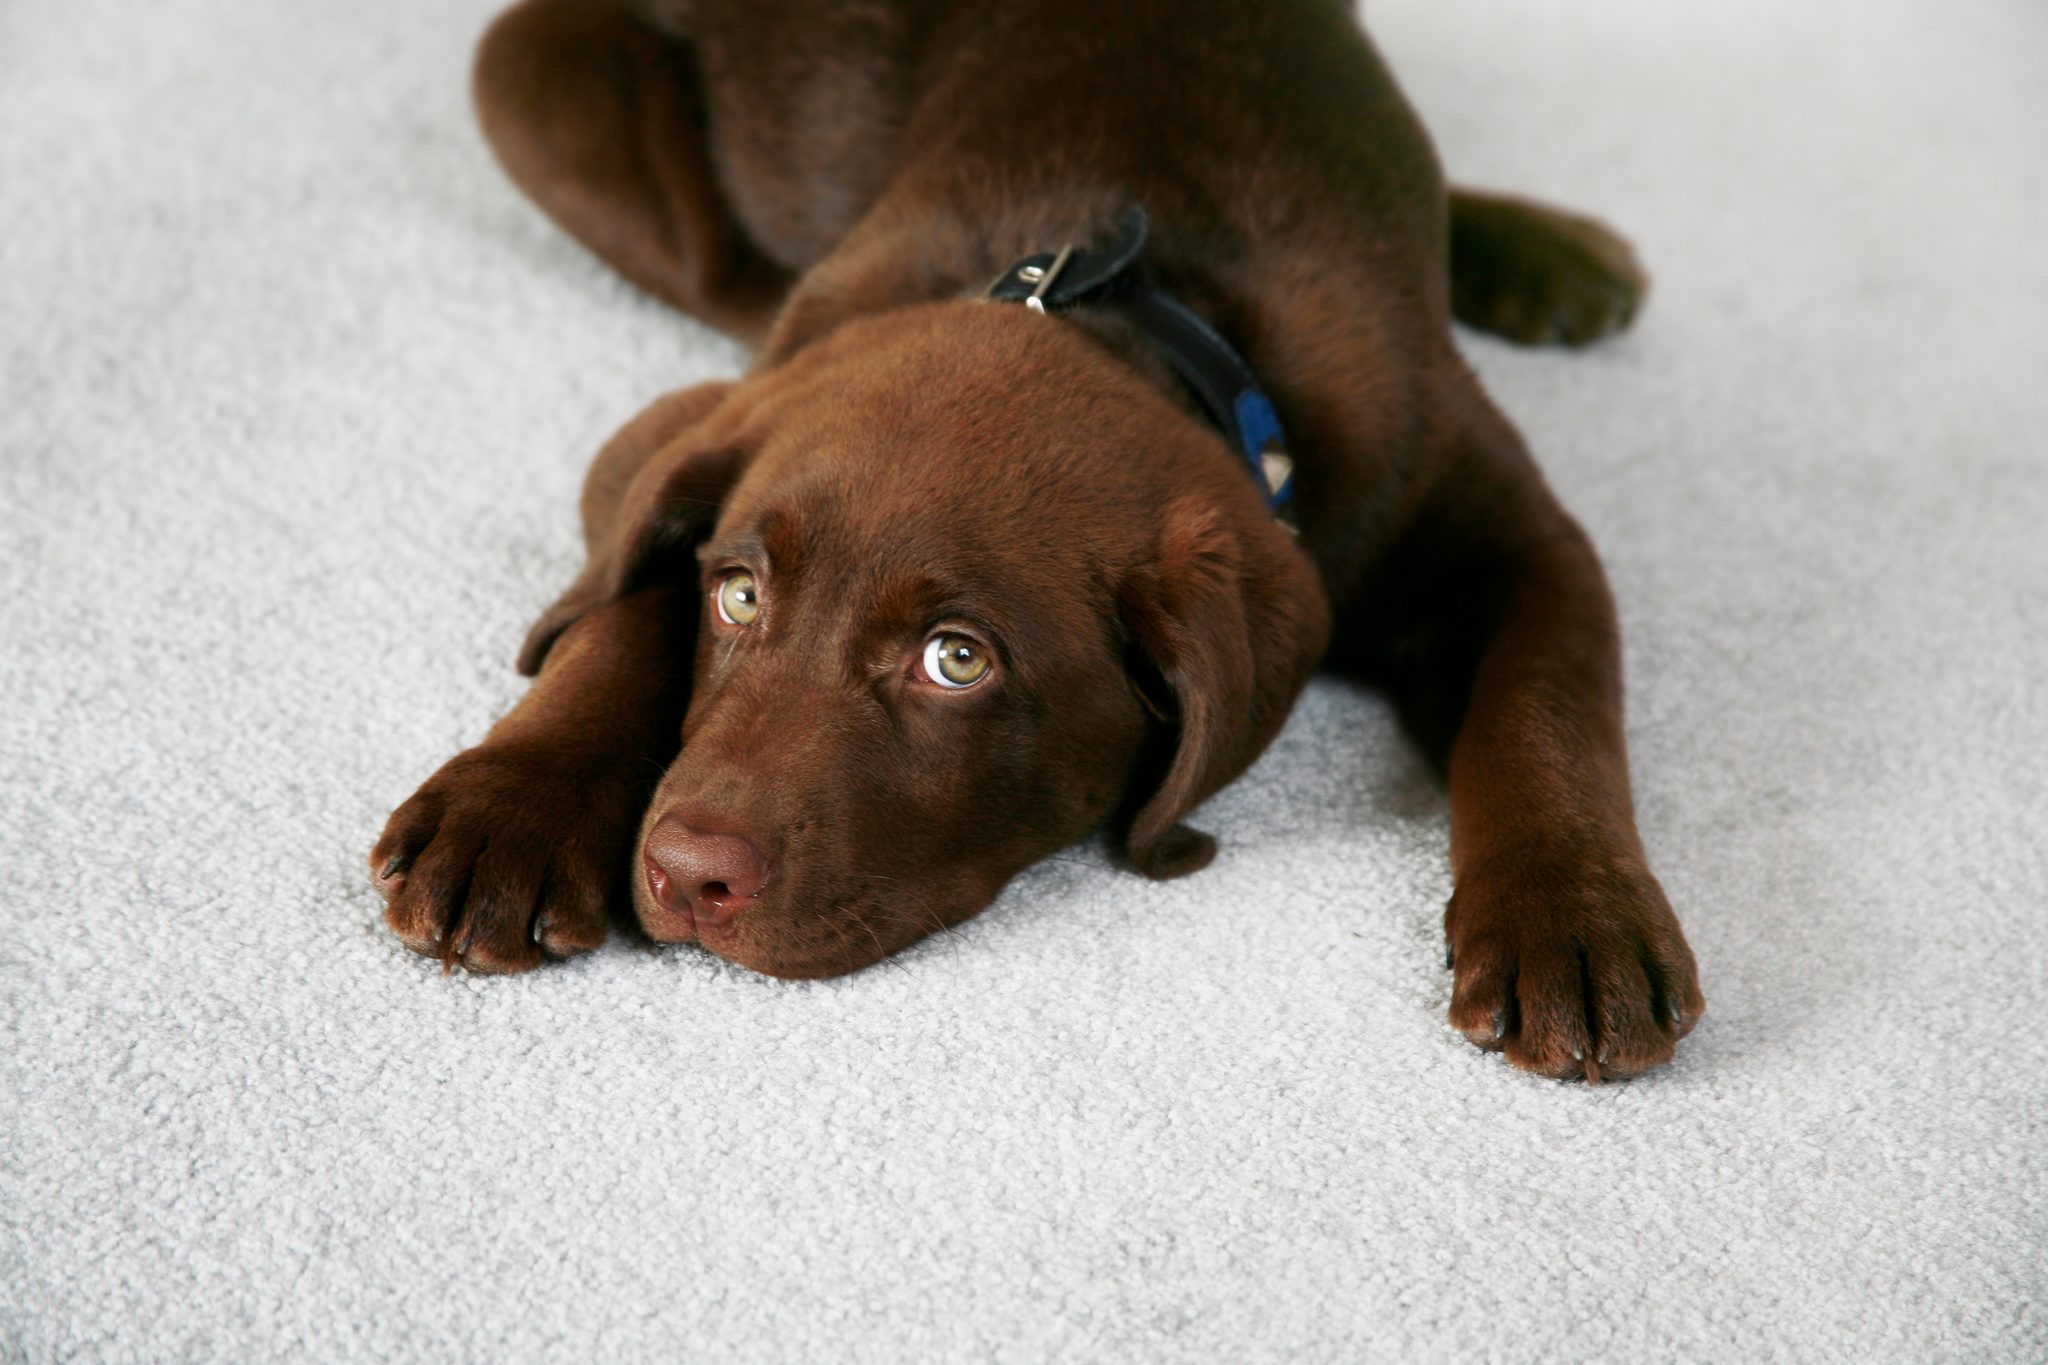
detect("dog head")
[524,300,1329,977]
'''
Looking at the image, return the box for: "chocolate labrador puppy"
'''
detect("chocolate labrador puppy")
[372,0,1703,1081]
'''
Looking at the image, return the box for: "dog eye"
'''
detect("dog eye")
[714,571,761,627]
[921,633,992,689]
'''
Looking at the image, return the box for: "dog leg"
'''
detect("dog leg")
[1336,407,1702,1080]
[473,0,790,343]
[1435,521,1703,1082]
[1448,188,1648,346]
[371,382,736,972]
[371,585,695,972]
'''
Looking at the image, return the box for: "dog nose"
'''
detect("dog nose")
[643,814,769,926]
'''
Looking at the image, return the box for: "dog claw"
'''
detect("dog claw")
[378,854,410,881]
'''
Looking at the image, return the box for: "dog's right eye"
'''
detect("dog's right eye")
[714,571,761,627]
[919,633,993,689]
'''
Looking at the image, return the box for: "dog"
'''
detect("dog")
[371,0,1703,1082]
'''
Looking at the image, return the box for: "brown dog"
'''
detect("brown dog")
[372,0,1702,1081]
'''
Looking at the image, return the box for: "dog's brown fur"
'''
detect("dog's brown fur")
[372,0,1702,1081]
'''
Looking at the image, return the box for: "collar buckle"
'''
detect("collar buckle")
[1020,243,1075,314]
[985,208,1297,525]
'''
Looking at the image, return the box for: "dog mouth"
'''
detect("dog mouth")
[635,862,951,979]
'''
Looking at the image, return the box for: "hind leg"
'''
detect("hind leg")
[474,0,790,344]
[1449,188,1648,347]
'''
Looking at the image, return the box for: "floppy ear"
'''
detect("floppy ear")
[517,383,746,675]
[1118,498,1332,879]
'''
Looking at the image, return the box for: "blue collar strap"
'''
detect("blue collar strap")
[985,207,1295,522]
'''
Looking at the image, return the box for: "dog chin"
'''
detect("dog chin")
[632,891,904,979]
[697,929,891,981]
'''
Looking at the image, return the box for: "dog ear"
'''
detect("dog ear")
[517,383,746,675]
[1117,497,1331,879]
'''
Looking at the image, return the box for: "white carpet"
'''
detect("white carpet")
[4,0,2044,1358]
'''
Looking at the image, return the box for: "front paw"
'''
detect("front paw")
[370,745,643,973]
[1444,852,1703,1082]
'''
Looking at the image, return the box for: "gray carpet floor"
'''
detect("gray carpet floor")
[4,0,2044,1358]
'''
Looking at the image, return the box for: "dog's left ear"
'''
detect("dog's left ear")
[516,383,746,675]
[1118,497,1331,879]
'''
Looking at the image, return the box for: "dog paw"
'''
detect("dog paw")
[370,745,640,973]
[1443,851,1702,1082]
[1451,200,1649,348]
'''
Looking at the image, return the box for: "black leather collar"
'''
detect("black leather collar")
[985,208,1295,521]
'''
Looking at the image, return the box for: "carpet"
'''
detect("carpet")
[3,0,2043,1358]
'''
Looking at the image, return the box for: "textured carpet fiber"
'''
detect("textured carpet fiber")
[4,0,2044,1359]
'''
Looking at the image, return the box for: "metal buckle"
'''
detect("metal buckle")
[1020,243,1075,314]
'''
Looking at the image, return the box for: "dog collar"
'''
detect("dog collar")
[985,207,1295,519]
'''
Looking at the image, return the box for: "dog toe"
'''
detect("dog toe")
[370,747,633,973]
